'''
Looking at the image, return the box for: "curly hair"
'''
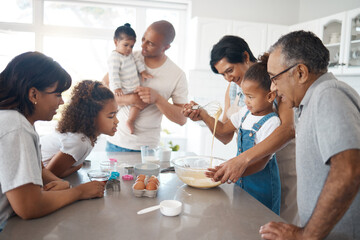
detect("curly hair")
[57,80,115,144]
[0,51,71,116]
[244,53,271,91]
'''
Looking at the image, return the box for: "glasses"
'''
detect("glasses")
[270,63,299,84]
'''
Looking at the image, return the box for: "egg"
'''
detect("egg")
[136,174,146,182]
[146,182,158,190]
[148,177,159,185]
[133,181,145,190]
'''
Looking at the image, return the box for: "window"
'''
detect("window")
[0,0,189,147]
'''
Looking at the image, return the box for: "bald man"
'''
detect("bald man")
[104,20,188,152]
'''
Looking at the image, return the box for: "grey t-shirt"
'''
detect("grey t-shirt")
[296,72,360,239]
[0,110,43,228]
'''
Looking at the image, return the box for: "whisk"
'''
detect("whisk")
[191,101,222,117]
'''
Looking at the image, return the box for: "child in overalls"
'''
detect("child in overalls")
[185,53,281,214]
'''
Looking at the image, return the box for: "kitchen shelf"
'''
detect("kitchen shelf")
[325,42,341,47]
[350,39,360,44]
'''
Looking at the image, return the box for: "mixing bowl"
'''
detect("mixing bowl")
[172,156,226,189]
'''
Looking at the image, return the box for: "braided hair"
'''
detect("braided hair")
[57,80,114,144]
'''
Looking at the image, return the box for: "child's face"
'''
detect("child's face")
[241,79,273,116]
[95,99,119,137]
[115,38,135,56]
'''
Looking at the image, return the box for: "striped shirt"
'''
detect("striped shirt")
[107,51,146,94]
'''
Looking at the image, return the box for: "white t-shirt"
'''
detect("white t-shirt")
[230,106,281,144]
[107,51,188,150]
[0,110,43,227]
[40,132,93,167]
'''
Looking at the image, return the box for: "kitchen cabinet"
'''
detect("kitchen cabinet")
[289,19,320,37]
[319,12,347,75]
[187,17,285,70]
[187,17,233,70]
[266,24,290,50]
[232,21,268,58]
[343,8,360,75]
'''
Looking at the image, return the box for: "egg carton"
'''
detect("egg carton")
[132,175,160,198]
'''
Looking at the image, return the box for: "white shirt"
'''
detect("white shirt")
[0,110,43,227]
[107,51,188,150]
[40,132,93,167]
[230,106,281,144]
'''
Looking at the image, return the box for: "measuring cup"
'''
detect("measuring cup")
[141,145,161,164]
[137,200,182,216]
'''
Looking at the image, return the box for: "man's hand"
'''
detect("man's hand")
[259,222,306,240]
[134,86,159,104]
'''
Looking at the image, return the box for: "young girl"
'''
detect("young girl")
[108,23,152,134]
[41,80,119,178]
[184,54,281,214]
[0,52,104,231]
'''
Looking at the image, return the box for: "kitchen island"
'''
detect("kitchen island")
[1,151,284,240]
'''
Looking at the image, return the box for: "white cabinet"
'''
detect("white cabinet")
[289,19,320,37]
[187,17,233,70]
[319,12,347,75]
[343,8,360,75]
[232,21,268,58]
[266,24,290,51]
[187,17,285,70]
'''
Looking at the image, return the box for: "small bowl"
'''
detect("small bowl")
[87,170,109,183]
[134,163,160,177]
[172,155,226,189]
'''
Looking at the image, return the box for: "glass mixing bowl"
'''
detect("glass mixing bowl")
[172,156,226,189]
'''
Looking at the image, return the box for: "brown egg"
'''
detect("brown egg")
[148,177,159,185]
[133,181,145,190]
[137,174,146,181]
[146,182,158,190]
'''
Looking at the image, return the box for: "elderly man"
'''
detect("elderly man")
[260,31,360,239]
[104,20,188,152]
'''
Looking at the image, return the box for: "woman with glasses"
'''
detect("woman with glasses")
[184,35,298,224]
[0,52,105,231]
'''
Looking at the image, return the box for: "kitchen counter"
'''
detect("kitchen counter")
[1,151,284,240]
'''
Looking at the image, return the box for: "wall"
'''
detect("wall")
[190,0,360,25]
[190,0,300,25]
[298,0,360,22]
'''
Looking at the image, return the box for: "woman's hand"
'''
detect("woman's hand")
[43,180,70,191]
[182,101,202,121]
[206,154,249,184]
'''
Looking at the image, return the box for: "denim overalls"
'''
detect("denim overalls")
[236,110,281,215]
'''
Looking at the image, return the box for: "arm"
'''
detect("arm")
[45,151,77,178]
[42,165,70,191]
[6,181,105,220]
[135,86,187,126]
[212,98,295,183]
[260,149,360,240]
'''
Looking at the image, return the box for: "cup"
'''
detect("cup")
[141,146,160,164]
[160,147,172,162]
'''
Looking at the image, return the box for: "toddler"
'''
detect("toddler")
[108,23,152,134]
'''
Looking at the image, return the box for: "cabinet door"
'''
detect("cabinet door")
[289,19,320,37]
[319,12,347,75]
[343,8,360,75]
[188,17,233,70]
[232,21,268,59]
[266,24,290,51]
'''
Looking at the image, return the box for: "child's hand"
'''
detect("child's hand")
[115,88,123,97]
[140,71,153,82]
